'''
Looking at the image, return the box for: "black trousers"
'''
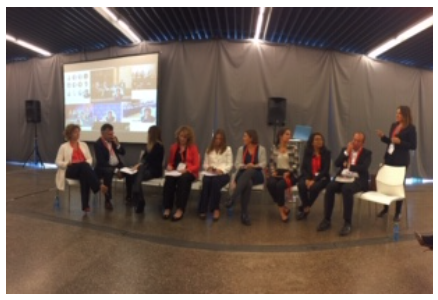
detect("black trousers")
[95,166,133,202]
[266,177,288,207]
[162,172,195,211]
[66,162,100,210]
[198,174,230,213]
[130,165,155,208]
[297,177,330,209]
[323,180,364,224]
[230,169,260,215]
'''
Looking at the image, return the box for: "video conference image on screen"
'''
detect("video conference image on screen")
[63,53,159,143]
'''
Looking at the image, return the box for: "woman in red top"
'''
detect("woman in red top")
[162,125,200,221]
[55,124,107,212]
[297,132,331,220]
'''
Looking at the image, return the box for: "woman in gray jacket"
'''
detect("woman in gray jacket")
[226,130,266,226]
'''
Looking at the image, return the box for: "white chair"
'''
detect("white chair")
[358,165,406,231]
[64,178,81,210]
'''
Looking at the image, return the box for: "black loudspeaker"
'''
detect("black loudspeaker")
[267,97,286,126]
[25,100,41,123]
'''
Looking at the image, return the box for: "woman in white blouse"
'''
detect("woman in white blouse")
[198,129,233,221]
[55,124,108,212]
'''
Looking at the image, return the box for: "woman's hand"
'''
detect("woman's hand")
[391,137,401,144]
[377,129,385,138]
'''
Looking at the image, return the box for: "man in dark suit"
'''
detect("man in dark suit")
[317,132,372,236]
[94,123,127,210]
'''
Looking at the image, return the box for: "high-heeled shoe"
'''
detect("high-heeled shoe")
[213,210,220,221]
[162,209,171,219]
[241,214,251,226]
[225,197,235,209]
[296,210,310,221]
[171,214,184,222]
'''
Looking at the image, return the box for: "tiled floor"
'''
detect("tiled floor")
[6,165,433,293]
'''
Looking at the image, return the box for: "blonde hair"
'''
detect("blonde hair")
[63,124,81,141]
[175,125,196,146]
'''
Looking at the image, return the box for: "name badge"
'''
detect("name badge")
[177,163,186,171]
[388,143,395,155]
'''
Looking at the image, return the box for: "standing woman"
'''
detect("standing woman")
[162,126,200,221]
[266,128,299,222]
[377,105,417,221]
[130,125,165,214]
[226,130,267,226]
[198,129,233,221]
[296,132,331,220]
[55,124,108,212]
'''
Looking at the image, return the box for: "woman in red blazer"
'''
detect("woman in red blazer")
[162,125,200,221]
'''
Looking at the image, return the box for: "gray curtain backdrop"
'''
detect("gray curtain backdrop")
[6,40,432,178]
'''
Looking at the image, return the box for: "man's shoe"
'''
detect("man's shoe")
[393,213,401,222]
[377,208,388,218]
[317,219,331,232]
[339,223,352,236]
[241,214,251,226]
[105,201,113,210]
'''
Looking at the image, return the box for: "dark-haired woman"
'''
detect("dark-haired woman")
[226,130,266,226]
[266,128,299,222]
[130,126,165,214]
[296,132,331,220]
[376,105,417,221]
[198,129,233,221]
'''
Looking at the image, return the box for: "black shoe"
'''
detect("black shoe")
[317,219,331,232]
[125,196,133,205]
[225,197,235,209]
[105,201,113,210]
[296,211,309,221]
[339,223,352,236]
[393,213,401,222]
[199,213,207,220]
[241,214,251,226]
[377,209,388,218]
[135,205,144,214]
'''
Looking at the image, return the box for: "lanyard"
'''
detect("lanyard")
[243,145,257,164]
[392,124,403,138]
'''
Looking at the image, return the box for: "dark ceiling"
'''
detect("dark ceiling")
[6,7,433,70]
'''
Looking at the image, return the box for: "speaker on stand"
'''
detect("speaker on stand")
[267,97,286,145]
[23,100,44,168]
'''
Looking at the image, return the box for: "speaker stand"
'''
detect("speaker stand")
[23,123,45,169]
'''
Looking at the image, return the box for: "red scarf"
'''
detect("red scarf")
[243,145,258,164]
[392,123,403,138]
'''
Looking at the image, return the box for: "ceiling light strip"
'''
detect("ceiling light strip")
[6,34,51,56]
[368,15,433,58]
[94,7,141,44]
[253,7,266,41]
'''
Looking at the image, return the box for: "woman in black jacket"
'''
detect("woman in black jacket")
[296,132,331,220]
[377,105,417,221]
[130,126,165,213]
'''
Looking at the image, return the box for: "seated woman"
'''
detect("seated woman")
[129,125,165,214]
[55,124,107,212]
[226,130,267,226]
[162,126,200,221]
[266,128,299,222]
[297,132,331,220]
[198,129,233,221]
